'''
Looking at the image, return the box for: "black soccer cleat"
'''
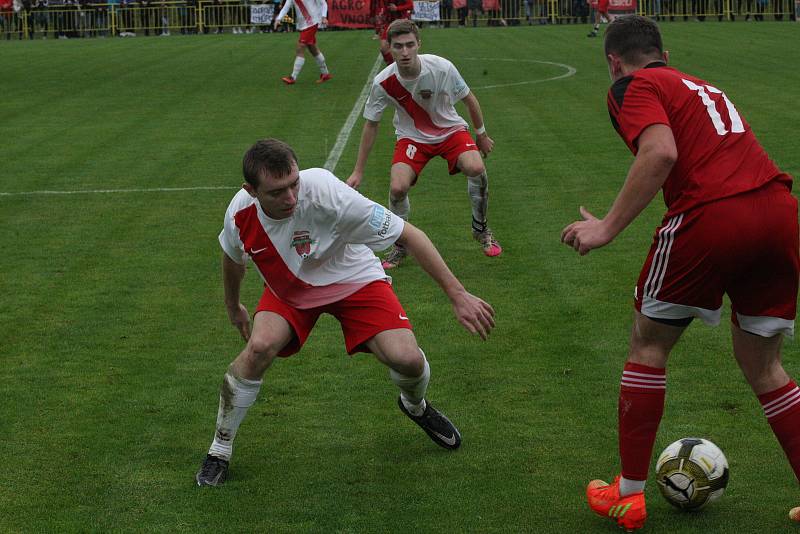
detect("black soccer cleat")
[397,396,462,450]
[196,454,229,487]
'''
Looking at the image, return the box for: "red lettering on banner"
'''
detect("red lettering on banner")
[327,0,372,27]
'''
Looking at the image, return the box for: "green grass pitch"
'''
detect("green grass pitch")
[1,22,799,532]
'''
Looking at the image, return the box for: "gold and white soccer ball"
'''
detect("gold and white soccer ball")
[655,437,729,510]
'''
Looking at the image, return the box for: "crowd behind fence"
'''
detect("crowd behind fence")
[0,0,796,40]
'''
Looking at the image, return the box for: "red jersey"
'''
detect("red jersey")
[607,62,792,217]
[378,0,413,24]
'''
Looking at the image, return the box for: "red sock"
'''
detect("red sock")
[382,51,394,65]
[619,362,666,481]
[759,380,800,481]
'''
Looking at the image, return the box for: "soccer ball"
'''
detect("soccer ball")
[655,437,729,510]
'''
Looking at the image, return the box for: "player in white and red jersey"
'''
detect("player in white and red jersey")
[195,139,495,486]
[273,0,332,85]
[347,20,502,270]
[561,16,800,530]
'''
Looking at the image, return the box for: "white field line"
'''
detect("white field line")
[0,56,571,197]
[323,54,383,173]
[0,186,238,196]
[462,58,577,90]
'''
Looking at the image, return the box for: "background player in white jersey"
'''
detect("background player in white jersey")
[196,138,495,486]
[346,19,502,270]
[274,0,331,85]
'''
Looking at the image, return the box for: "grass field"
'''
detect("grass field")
[2,21,800,533]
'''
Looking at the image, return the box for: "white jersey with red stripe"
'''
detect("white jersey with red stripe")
[219,168,404,309]
[364,54,471,144]
[275,0,327,31]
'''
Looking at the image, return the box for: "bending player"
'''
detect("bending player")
[347,20,502,270]
[196,138,495,486]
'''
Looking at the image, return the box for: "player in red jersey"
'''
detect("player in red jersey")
[376,0,414,64]
[561,16,800,530]
[587,0,609,37]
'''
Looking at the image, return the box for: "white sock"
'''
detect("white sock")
[467,172,488,228]
[389,193,410,221]
[390,349,430,417]
[208,372,262,460]
[619,476,646,496]
[291,56,305,80]
[314,52,329,74]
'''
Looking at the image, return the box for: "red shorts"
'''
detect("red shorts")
[597,0,609,12]
[635,181,799,336]
[392,130,478,178]
[299,24,318,45]
[255,280,412,357]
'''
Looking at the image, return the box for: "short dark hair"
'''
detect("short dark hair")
[386,19,419,44]
[604,15,663,65]
[242,139,298,189]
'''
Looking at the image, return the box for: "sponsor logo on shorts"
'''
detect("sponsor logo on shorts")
[291,230,312,258]
[399,314,408,320]
[406,144,417,160]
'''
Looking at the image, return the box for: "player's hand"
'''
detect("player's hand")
[388,2,398,10]
[560,206,613,256]
[346,172,363,189]
[321,16,327,25]
[451,291,496,340]
[273,19,279,30]
[227,302,252,341]
[476,133,494,158]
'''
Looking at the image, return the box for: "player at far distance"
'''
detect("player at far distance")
[375,0,414,65]
[586,0,609,37]
[195,138,496,487]
[274,0,332,85]
[347,19,502,270]
[561,15,800,531]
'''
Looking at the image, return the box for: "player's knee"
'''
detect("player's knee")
[391,347,425,377]
[461,161,486,178]
[246,334,281,364]
[389,184,409,200]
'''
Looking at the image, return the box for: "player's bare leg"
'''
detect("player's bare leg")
[307,42,332,83]
[588,312,686,530]
[366,329,461,449]
[197,311,294,486]
[381,163,416,269]
[457,150,501,257]
[732,323,800,520]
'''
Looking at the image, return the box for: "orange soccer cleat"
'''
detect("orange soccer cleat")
[281,76,296,85]
[316,73,333,84]
[586,476,647,532]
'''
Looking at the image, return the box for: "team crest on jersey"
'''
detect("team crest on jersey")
[418,89,433,99]
[291,230,312,258]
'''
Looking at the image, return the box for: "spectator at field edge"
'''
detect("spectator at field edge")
[561,15,800,530]
[195,138,495,486]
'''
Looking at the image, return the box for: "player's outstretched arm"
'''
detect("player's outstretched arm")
[222,252,251,341]
[461,92,494,157]
[560,124,677,255]
[347,120,380,189]
[396,222,496,340]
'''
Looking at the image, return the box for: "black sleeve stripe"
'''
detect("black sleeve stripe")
[610,75,634,110]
